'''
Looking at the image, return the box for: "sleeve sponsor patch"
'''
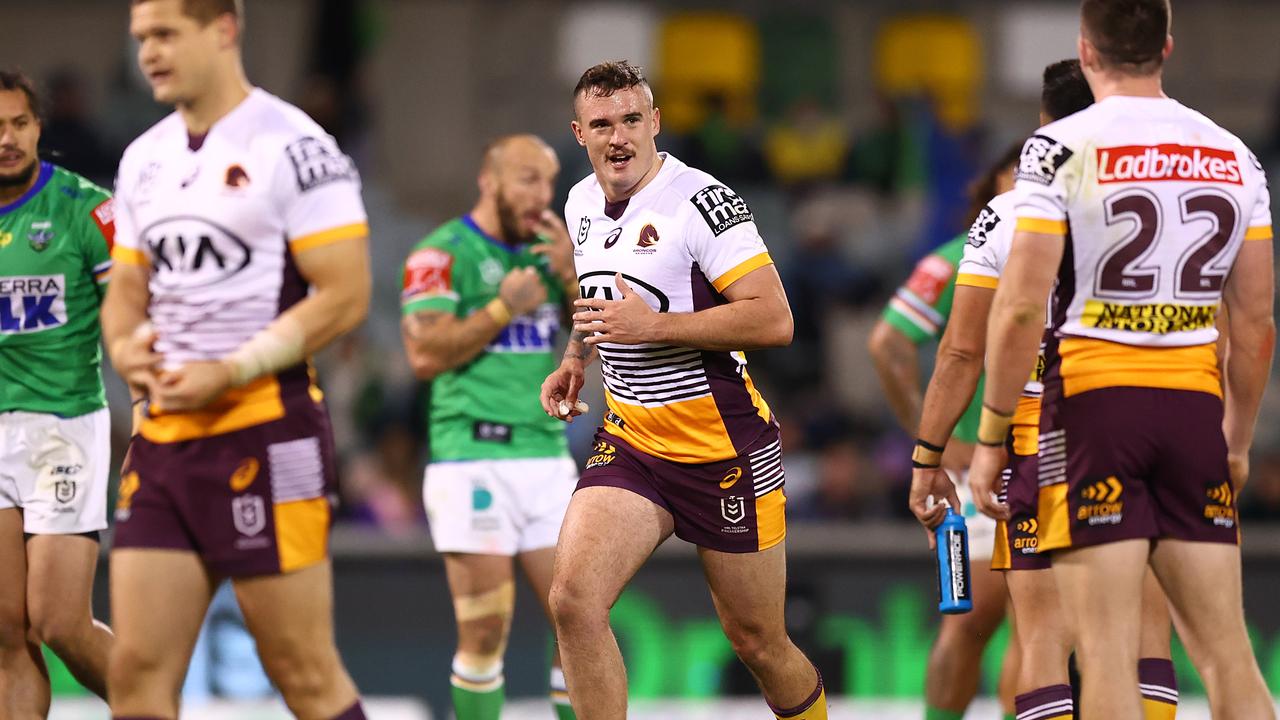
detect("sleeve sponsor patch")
[967,205,1000,248]
[285,137,359,192]
[90,198,116,251]
[690,184,753,236]
[905,254,955,305]
[402,247,454,300]
[1016,134,1073,186]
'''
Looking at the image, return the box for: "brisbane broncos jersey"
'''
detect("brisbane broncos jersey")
[1011,96,1272,399]
[112,89,367,443]
[565,153,777,464]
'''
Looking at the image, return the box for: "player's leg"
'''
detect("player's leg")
[0,508,50,719]
[519,545,574,720]
[998,619,1020,720]
[700,542,826,719]
[107,548,215,718]
[549,485,674,720]
[232,560,363,720]
[923,565,1007,719]
[26,534,113,698]
[1051,540,1148,720]
[1149,539,1273,719]
[1006,568,1073,720]
[1136,567,1178,720]
[441,552,516,720]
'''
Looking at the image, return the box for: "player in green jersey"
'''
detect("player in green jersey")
[0,70,115,714]
[868,148,1022,720]
[400,134,579,720]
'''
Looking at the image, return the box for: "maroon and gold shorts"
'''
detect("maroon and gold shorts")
[578,429,786,553]
[993,422,1051,571]
[113,401,337,577]
[1036,387,1236,554]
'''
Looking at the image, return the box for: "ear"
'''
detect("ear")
[651,106,661,137]
[1162,34,1174,62]
[570,120,586,148]
[478,170,496,197]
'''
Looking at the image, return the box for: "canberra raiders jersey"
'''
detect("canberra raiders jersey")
[113,88,367,443]
[564,153,777,464]
[400,216,568,462]
[1013,95,1272,399]
[0,162,114,417]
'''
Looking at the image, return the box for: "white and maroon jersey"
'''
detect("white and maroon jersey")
[565,153,777,464]
[1011,96,1272,399]
[113,88,367,443]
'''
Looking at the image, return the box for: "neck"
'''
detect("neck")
[601,153,664,203]
[0,164,40,206]
[177,62,252,136]
[1089,69,1165,101]
[469,201,510,244]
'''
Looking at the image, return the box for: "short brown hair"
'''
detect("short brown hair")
[1081,0,1170,74]
[573,60,652,108]
[131,0,242,26]
[0,70,40,120]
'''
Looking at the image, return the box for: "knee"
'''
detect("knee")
[458,614,508,657]
[259,638,341,705]
[722,618,783,670]
[28,602,86,651]
[108,640,167,690]
[549,579,608,636]
[0,610,28,652]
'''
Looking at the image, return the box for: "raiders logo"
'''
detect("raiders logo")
[1016,134,1073,186]
[968,205,1000,248]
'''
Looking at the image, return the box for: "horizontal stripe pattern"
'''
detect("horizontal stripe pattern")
[268,436,325,502]
[1016,698,1074,720]
[1016,217,1068,235]
[1244,224,1273,241]
[149,293,278,365]
[749,438,785,497]
[598,343,710,407]
[1037,429,1066,487]
[1139,682,1179,704]
[956,272,998,289]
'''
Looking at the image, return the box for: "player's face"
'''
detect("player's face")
[130,0,224,106]
[571,85,661,200]
[0,89,40,189]
[490,144,559,243]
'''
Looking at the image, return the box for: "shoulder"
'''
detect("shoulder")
[118,112,182,175]
[410,218,473,258]
[49,165,111,205]
[243,90,356,177]
[665,158,755,236]
[1014,111,1096,187]
[566,173,601,208]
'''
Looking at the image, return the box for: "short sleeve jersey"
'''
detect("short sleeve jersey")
[400,216,568,462]
[1011,96,1272,398]
[881,234,983,444]
[113,89,368,443]
[0,163,114,417]
[564,153,776,464]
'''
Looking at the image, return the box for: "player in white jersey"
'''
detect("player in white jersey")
[102,1,371,718]
[967,1,1274,717]
[540,61,826,720]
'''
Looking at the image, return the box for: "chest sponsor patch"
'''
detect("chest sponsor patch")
[141,217,252,290]
[1017,134,1073,186]
[285,137,359,192]
[968,205,1000,248]
[0,274,67,334]
[691,185,753,236]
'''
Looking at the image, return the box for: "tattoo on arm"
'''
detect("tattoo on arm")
[564,331,591,360]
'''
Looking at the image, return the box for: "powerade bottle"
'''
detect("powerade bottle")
[935,506,973,614]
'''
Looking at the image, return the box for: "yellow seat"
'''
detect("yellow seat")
[875,16,983,129]
[655,13,761,133]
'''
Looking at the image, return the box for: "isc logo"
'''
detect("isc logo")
[0,275,66,334]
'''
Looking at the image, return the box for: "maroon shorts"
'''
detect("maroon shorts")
[113,401,337,577]
[578,429,786,553]
[1036,387,1236,554]
[1004,443,1051,571]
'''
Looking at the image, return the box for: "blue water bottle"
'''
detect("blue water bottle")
[935,507,973,614]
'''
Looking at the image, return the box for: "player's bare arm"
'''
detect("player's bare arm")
[1221,238,1276,490]
[572,264,792,351]
[908,284,995,533]
[541,330,593,422]
[156,234,371,412]
[403,266,548,380]
[867,321,924,434]
[102,259,160,397]
[969,230,1063,520]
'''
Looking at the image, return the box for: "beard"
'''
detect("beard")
[0,157,37,190]
[495,190,536,245]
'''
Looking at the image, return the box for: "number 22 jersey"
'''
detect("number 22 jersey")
[564,153,778,464]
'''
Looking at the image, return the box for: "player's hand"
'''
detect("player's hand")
[499,267,549,317]
[153,360,235,412]
[909,467,961,549]
[572,274,658,345]
[531,210,578,289]
[109,322,163,398]
[968,444,1011,521]
[541,356,589,423]
[1228,452,1250,493]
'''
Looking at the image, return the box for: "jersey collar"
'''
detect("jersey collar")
[0,161,53,217]
[461,214,522,254]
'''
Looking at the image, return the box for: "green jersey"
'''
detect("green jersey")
[880,234,984,443]
[401,216,568,461]
[0,162,113,417]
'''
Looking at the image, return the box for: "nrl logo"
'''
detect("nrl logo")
[54,479,76,504]
[721,495,746,524]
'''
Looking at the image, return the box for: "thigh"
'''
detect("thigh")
[552,485,673,607]
[1006,568,1068,645]
[425,461,519,556]
[1137,566,1172,658]
[0,509,27,631]
[1051,540,1148,652]
[443,552,516,626]
[698,541,788,637]
[110,548,215,670]
[1148,539,1246,659]
[517,546,557,620]
[25,534,99,625]
[232,560,339,660]
[14,410,110,535]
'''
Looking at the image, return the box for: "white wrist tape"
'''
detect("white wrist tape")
[224,316,306,387]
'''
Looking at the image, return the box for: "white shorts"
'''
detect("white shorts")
[423,456,577,556]
[952,470,996,561]
[0,409,110,534]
